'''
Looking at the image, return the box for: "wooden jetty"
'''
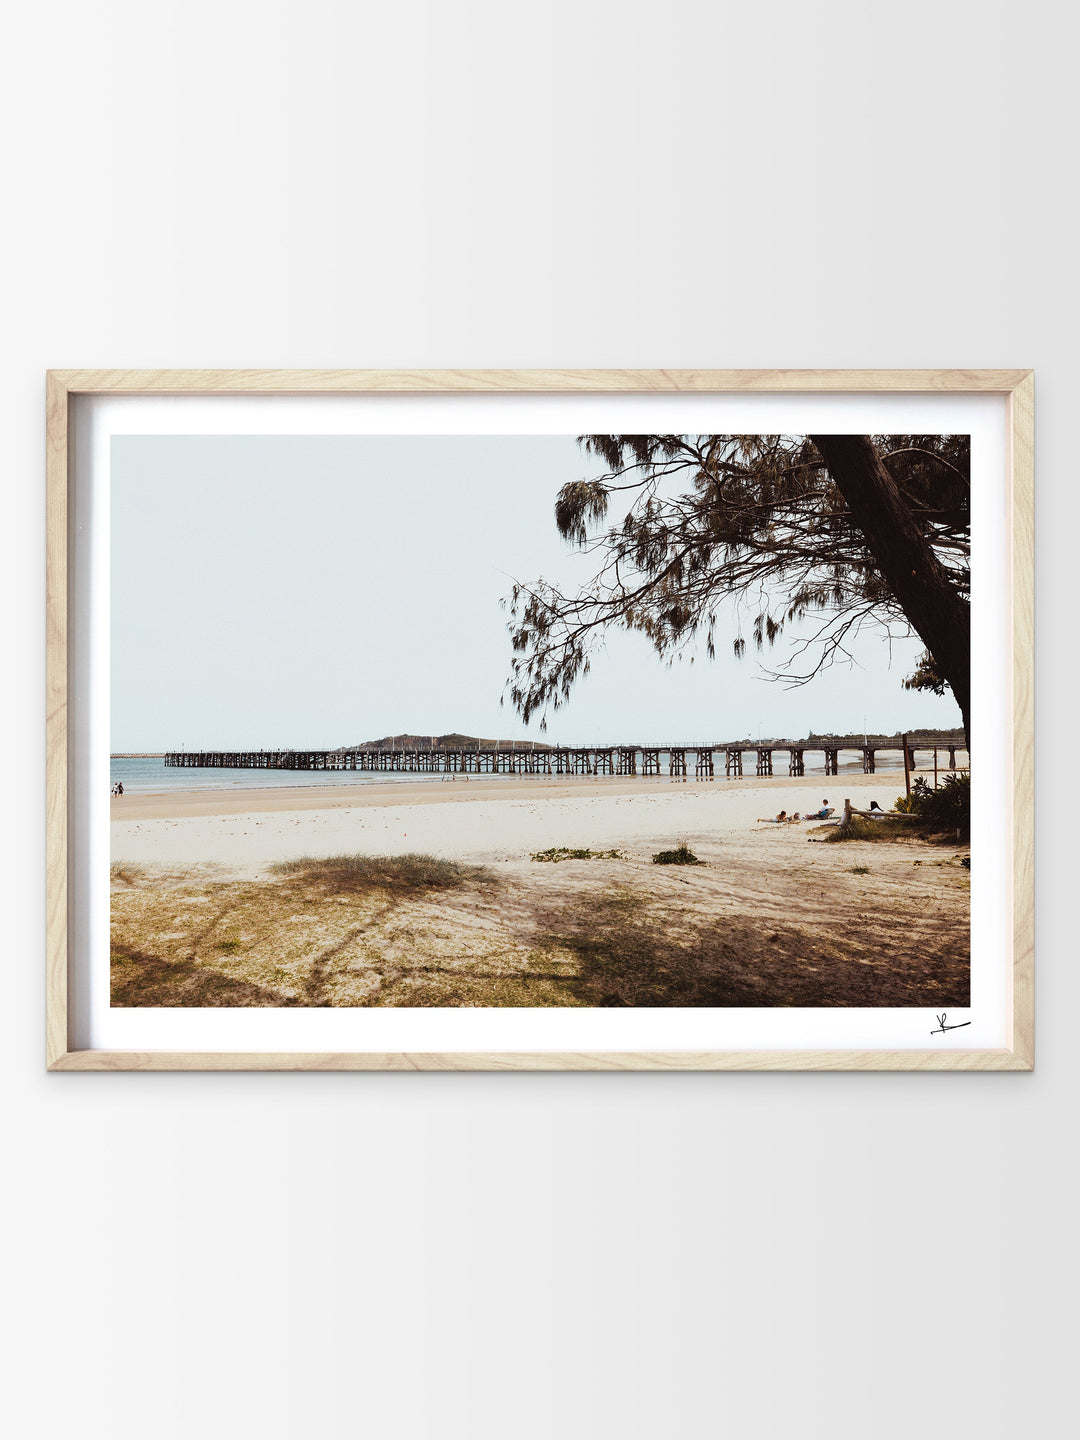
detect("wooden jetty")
[164,733,968,778]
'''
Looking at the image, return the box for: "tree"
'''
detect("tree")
[505,433,970,734]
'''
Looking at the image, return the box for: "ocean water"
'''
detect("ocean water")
[109,757,458,794]
[110,748,964,796]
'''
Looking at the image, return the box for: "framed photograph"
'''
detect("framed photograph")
[46,370,1033,1070]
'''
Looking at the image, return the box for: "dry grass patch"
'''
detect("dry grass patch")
[270,852,489,894]
[110,861,147,886]
[110,841,969,1009]
[111,943,303,1007]
[110,852,557,1008]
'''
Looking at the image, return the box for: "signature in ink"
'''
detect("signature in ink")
[931,1013,972,1035]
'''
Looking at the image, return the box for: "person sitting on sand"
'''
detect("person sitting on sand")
[805,800,833,819]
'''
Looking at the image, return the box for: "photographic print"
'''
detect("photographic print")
[108,428,972,1013]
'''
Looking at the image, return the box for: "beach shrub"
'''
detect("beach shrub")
[822,772,971,843]
[895,773,970,836]
[652,844,703,866]
[270,853,490,894]
[531,847,622,863]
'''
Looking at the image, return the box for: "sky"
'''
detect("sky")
[110,435,964,750]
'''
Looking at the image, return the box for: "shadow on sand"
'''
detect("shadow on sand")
[110,943,304,1008]
[527,889,969,1009]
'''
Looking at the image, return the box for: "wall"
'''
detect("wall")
[3,4,1071,1437]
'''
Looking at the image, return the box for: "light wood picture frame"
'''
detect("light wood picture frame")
[46,369,1034,1071]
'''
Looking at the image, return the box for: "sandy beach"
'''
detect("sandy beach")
[111,771,942,867]
[110,774,970,1009]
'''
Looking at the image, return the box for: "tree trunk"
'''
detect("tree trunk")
[809,434,970,737]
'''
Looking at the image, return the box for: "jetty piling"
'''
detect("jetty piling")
[164,733,967,782]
